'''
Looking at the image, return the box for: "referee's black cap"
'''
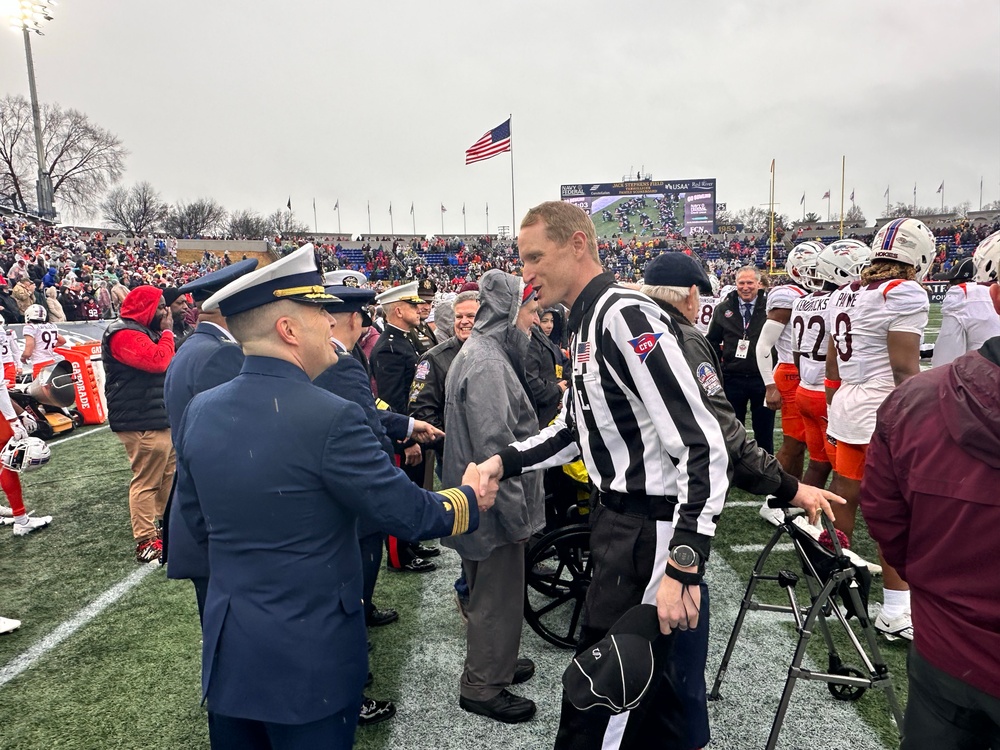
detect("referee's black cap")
[643,252,714,295]
[562,604,661,714]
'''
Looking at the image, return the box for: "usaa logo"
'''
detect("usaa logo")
[561,185,585,197]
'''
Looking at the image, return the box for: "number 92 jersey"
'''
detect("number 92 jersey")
[827,278,929,383]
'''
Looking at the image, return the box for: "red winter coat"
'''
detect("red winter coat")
[860,338,1000,698]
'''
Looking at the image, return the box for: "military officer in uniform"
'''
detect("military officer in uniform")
[163,258,259,619]
[410,278,439,353]
[174,245,488,750]
[370,281,439,572]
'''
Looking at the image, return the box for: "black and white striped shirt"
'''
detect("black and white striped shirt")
[498,273,729,557]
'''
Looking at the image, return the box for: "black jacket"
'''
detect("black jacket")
[408,336,463,434]
[655,299,798,503]
[706,288,768,377]
[370,324,419,416]
[524,326,565,426]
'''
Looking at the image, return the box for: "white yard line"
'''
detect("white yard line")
[0,565,158,689]
[731,542,795,553]
[47,424,109,446]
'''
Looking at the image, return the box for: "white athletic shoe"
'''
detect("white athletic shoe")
[0,505,13,525]
[874,610,913,642]
[0,615,21,634]
[12,514,52,536]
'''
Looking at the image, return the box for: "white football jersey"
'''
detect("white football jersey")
[22,322,62,366]
[694,295,719,334]
[790,290,832,390]
[827,278,928,444]
[931,283,1000,367]
[766,284,808,364]
[0,327,15,366]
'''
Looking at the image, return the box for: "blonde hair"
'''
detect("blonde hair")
[227,300,299,344]
[520,201,599,262]
[861,260,915,285]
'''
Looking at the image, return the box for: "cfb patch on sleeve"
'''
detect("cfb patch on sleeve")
[627,332,663,363]
[414,360,430,382]
[696,361,723,396]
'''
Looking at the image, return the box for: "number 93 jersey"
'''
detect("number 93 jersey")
[22,322,62,366]
[694,295,719,335]
[828,278,929,383]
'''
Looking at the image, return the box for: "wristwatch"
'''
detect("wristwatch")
[669,544,700,569]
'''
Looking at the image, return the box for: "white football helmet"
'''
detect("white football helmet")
[708,274,721,296]
[24,304,47,323]
[972,230,1000,283]
[870,218,936,281]
[785,241,826,291]
[816,239,871,286]
[1,437,51,473]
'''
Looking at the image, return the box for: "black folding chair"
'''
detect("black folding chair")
[708,510,904,749]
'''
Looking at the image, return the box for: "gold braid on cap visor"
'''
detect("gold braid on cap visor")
[272,285,340,301]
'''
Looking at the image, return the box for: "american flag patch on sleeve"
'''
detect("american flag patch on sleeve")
[576,341,591,363]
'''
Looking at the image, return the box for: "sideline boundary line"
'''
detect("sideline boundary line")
[48,425,110,447]
[0,564,158,690]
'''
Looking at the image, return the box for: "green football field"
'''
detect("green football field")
[589,196,683,238]
[0,306,944,749]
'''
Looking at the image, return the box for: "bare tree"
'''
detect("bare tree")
[228,209,271,240]
[267,209,309,237]
[844,204,867,225]
[0,96,127,217]
[100,181,168,234]
[163,198,228,238]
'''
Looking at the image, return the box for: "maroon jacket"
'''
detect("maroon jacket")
[861,337,1000,699]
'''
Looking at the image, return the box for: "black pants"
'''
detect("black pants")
[902,647,1000,750]
[554,503,689,750]
[358,532,383,620]
[723,373,775,454]
[207,705,358,750]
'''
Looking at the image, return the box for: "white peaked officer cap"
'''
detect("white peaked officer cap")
[375,281,423,305]
[322,269,368,287]
[203,244,341,316]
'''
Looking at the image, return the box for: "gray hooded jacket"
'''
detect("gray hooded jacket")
[442,270,544,560]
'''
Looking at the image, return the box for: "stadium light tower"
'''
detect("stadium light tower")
[6,0,58,221]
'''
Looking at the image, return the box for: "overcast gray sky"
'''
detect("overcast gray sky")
[3,0,998,235]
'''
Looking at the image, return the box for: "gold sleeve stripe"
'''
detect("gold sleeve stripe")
[437,487,469,535]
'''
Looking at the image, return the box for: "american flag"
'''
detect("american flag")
[822,190,831,200]
[465,118,511,165]
[576,341,591,363]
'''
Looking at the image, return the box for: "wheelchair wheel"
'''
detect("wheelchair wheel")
[524,524,591,649]
[828,665,867,701]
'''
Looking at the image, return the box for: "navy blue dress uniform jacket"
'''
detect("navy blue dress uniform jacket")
[163,321,245,580]
[313,351,411,539]
[174,356,477,725]
[369,324,418,415]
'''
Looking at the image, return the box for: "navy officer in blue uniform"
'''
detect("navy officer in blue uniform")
[163,258,259,619]
[174,245,489,749]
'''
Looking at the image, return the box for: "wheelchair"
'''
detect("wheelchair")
[523,465,592,649]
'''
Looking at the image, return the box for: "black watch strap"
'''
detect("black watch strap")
[664,565,702,586]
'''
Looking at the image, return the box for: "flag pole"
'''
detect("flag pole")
[768,159,775,274]
[886,186,890,216]
[801,192,805,222]
[941,183,945,212]
[411,204,415,235]
[509,114,516,235]
[336,201,341,235]
[389,203,394,236]
[486,202,490,237]
[463,204,467,235]
[839,155,845,239]
[913,184,917,215]
[441,205,444,235]
[367,201,371,235]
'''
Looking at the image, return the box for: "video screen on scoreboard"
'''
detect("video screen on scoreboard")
[560,178,716,236]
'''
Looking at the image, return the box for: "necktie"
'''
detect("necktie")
[742,303,752,329]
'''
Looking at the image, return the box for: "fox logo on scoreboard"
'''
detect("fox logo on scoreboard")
[627,332,663,363]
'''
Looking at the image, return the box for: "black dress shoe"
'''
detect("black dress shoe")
[412,544,441,558]
[512,657,535,685]
[460,690,536,724]
[387,557,436,573]
[358,696,396,727]
[366,607,399,627]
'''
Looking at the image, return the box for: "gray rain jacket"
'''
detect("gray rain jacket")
[442,270,544,560]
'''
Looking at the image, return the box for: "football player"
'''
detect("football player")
[20,304,66,379]
[790,240,870,494]
[825,217,935,642]
[693,274,721,335]
[931,231,1000,367]
[756,242,824,524]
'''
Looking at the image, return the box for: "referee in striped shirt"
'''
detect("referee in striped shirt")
[477,202,837,750]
